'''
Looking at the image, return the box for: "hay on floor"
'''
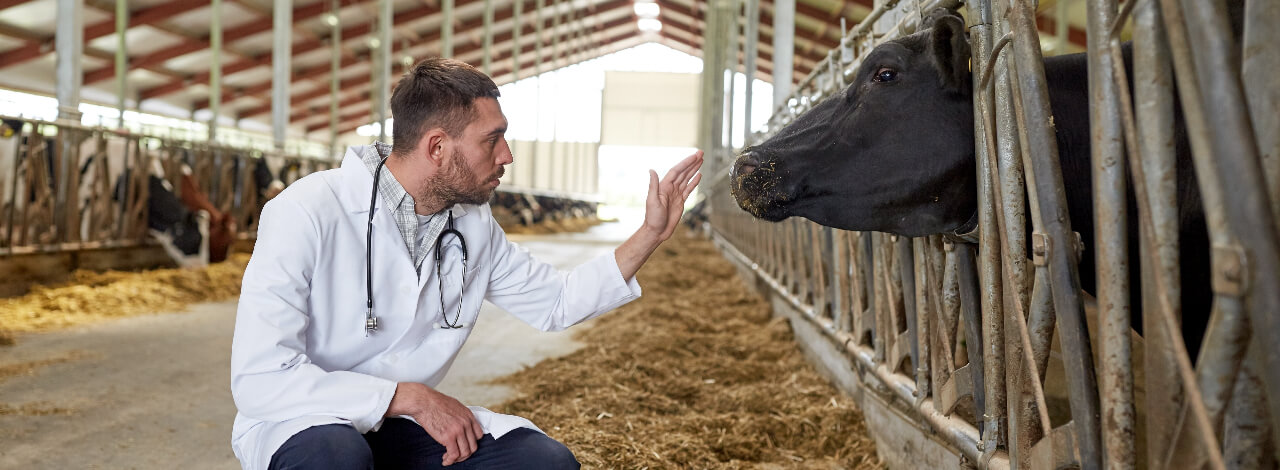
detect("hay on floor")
[494,235,883,469]
[503,217,602,235]
[0,253,249,336]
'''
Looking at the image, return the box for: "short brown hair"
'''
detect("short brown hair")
[389,57,500,156]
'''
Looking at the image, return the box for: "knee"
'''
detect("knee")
[270,424,372,470]
[517,431,580,470]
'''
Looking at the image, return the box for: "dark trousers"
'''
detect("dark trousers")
[268,418,580,470]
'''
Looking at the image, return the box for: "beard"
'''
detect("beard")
[422,148,503,207]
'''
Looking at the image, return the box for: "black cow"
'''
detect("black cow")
[729,9,1221,357]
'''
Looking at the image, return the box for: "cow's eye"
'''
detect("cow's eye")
[873,67,897,83]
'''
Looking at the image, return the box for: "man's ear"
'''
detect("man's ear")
[926,11,971,93]
[420,129,448,166]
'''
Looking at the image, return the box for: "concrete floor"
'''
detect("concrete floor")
[0,223,633,469]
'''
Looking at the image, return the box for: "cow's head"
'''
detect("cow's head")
[730,11,976,237]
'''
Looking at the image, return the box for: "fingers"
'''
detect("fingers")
[682,173,702,199]
[442,440,459,466]
[648,169,659,202]
[456,432,477,463]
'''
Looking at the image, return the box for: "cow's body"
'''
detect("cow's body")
[730,10,1212,356]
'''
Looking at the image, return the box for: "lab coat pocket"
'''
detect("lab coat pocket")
[434,263,483,330]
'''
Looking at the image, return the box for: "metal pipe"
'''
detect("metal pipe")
[968,0,1008,454]
[1086,0,1135,467]
[742,0,758,146]
[377,0,392,142]
[115,0,127,128]
[1242,0,1280,236]
[442,0,454,57]
[272,0,292,150]
[532,0,542,186]
[210,0,222,142]
[56,0,83,123]
[1007,0,1102,466]
[504,0,519,82]
[1172,0,1280,441]
[482,0,493,75]
[1132,0,1183,465]
[770,0,794,109]
[723,0,738,149]
[330,0,341,159]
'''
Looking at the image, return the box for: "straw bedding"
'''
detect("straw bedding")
[493,235,883,469]
[0,254,250,336]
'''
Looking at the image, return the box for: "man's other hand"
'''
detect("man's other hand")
[386,382,484,466]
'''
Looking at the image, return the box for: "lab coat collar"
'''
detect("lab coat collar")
[340,146,470,219]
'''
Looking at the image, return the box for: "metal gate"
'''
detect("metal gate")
[703,0,1279,467]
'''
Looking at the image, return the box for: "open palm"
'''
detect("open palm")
[644,150,704,241]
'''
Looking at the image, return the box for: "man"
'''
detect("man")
[229,58,702,470]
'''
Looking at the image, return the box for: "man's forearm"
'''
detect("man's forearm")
[614,227,664,281]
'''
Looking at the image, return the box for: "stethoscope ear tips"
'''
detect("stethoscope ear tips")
[433,321,469,329]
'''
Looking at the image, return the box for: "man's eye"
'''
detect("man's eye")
[872,67,897,83]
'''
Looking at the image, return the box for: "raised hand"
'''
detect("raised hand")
[642,150,704,242]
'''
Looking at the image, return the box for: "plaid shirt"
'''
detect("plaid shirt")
[359,141,447,272]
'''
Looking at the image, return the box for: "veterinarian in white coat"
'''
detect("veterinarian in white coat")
[229,58,703,470]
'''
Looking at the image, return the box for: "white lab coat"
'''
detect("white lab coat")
[229,147,642,470]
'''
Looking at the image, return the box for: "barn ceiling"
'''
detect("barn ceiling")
[0,0,1088,138]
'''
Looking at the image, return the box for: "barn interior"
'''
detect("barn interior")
[3,0,1277,468]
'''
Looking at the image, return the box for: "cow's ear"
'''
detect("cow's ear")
[927,12,971,92]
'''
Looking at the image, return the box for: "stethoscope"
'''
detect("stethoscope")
[365,155,470,337]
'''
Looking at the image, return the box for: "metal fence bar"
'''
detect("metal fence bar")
[1007,0,1103,466]
[1171,0,1280,454]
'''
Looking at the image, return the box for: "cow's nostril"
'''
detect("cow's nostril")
[734,153,762,177]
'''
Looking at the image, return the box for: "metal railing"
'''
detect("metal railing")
[705,0,1279,468]
[1,117,603,260]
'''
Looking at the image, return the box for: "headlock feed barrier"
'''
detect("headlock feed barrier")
[703,0,1279,468]
[0,116,598,292]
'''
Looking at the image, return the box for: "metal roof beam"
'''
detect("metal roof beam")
[322,25,643,135]
[132,0,371,101]
[0,0,208,70]
[242,0,632,121]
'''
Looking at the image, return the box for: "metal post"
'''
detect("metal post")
[272,0,292,150]
[770,0,794,109]
[1086,0,1134,467]
[1008,0,1102,466]
[550,0,560,176]
[1171,0,1280,458]
[55,0,83,244]
[968,0,1007,455]
[742,0,758,146]
[115,0,128,128]
[482,0,494,75]
[532,0,543,186]
[210,0,222,142]
[722,0,738,149]
[330,0,341,159]
[442,0,454,57]
[56,0,83,122]
[377,0,392,142]
[511,0,521,83]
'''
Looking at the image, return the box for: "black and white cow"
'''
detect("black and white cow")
[729,9,1232,357]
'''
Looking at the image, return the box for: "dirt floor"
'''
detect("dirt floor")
[0,222,882,469]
